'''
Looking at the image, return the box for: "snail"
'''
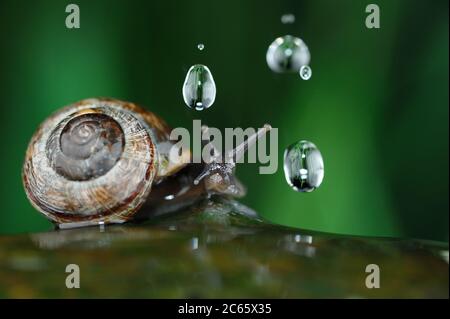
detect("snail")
[23,98,271,229]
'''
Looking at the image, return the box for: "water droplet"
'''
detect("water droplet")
[182,64,216,111]
[164,194,175,200]
[440,250,449,264]
[284,140,324,192]
[197,43,205,51]
[98,220,105,232]
[266,35,310,73]
[281,13,295,24]
[299,65,312,80]
[191,237,199,250]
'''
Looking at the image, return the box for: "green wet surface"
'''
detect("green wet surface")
[0,198,448,298]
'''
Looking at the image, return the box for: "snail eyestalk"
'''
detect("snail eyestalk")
[200,125,222,163]
[193,124,272,187]
[225,124,272,164]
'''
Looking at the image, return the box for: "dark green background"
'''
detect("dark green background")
[0,0,448,241]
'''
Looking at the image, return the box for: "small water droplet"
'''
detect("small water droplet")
[191,237,199,250]
[164,194,175,200]
[266,35,310,73]
[197,43,205,51]
[440,250,449,264]
[182,64,216,110]
[284,140,324,192]
[266,35,311,73]
[299,65,312,80]
[281,13,295,24]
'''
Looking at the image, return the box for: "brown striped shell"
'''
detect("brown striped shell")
[22,98,189,227]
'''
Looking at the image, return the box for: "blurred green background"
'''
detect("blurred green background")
[0,0,448,241]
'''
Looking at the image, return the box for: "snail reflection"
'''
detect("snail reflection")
[30,225,153,250]
[281,234,316,258]
[29,198,264,250]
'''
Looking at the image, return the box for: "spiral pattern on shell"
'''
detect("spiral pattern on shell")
[22,98,169,226]
[47,113,125,181]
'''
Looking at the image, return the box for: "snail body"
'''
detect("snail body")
[23,98,270,229]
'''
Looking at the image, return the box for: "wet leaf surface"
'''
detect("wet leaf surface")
[0,198,448,298]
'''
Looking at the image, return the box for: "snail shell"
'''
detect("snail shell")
[22,98,188,227]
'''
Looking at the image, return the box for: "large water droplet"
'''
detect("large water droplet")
[266,35,310,73]
[284,140,324,192]
[197,43,205,51]
[182,64,216,111]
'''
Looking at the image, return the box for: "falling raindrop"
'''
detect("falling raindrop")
[266,35,310,73]
[284,140,324,192]
[197,43,205,51]
[299,65,312,80]
[281,13,295,24]
[182,64,216,111]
